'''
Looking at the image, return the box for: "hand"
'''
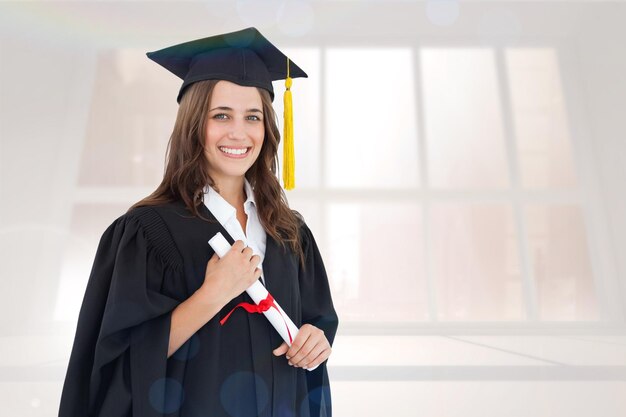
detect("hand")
[200,240,262,306]
[272,324,331,369]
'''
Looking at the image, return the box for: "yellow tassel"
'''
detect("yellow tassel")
[282,58,295,190]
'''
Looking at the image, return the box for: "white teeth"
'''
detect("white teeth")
[219,147,249,155]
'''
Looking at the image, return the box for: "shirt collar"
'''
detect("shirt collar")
[243,178,256,208]
[205,178,256,224]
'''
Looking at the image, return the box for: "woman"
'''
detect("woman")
[58,28,338,417]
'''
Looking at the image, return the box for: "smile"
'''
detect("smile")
[219,146,251,158]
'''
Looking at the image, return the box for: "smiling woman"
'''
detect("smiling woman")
[204,81,265,184]
[58,27,338,417]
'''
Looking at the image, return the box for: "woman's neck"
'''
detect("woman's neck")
[214,176,246,209]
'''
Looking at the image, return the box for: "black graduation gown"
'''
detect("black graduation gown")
[58,200,339,417]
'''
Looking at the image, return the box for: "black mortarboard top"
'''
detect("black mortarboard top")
[146,27,305,190]
[145,27,307,104]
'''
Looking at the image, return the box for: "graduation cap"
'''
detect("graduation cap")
[146,27,307,190]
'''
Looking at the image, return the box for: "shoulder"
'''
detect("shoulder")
[290,209,314,248]
[113,203,184,268]
[290,209,306,227]
[124,200,187,229]
[290,209,309,236]
[120,205,166,236]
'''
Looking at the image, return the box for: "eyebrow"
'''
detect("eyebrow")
[209,106,263,113]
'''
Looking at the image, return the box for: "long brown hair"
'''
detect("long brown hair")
[129,80,305,268]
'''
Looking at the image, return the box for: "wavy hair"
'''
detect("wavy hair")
[129,80,305,268]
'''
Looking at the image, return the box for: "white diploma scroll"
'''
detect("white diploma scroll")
[208,232,318,371]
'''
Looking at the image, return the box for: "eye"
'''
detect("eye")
[213,113,229,120]
[247,115,262,121]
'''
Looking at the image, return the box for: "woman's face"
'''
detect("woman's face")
[204,80,265,185]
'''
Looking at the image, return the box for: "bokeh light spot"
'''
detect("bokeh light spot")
[220,371,269,417]
[149,377,185,414]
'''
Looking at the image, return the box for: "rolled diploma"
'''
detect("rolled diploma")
[208,232,318,371]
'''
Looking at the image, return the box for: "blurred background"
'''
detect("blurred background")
[1,0,625,416]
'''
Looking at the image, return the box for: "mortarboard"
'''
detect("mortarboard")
[146,27,306,190]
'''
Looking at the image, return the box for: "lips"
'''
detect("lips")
[218,146,251,158]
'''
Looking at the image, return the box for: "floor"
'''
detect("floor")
[2,333,625,416]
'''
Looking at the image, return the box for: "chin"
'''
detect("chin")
[217,167,250,179]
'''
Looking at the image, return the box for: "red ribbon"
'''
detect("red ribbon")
[220,292,293,344]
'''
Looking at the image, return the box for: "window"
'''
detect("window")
[58,44,602,326]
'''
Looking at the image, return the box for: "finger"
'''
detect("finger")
[242,247,254,260]
[232,240,246,251]
[254,267,262,279]
[286,328,313,360]
[298,337,330,368]
[293,332,329,367]
[207,252,219,265]
[303,347,332,370]
[273,342,289,356]
[293,340,326,367]
[247,268,262,286]
[226,241,245,258]
[289,334,320,366]
[250,254,261,267]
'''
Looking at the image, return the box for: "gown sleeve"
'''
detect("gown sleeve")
[58,210,182,417]
[298,220,340,417]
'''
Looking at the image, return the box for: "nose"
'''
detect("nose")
[227,118,247,141]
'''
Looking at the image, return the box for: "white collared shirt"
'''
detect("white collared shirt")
[203,178,268,285]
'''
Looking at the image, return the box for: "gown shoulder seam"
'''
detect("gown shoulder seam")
[125,206,184,271]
